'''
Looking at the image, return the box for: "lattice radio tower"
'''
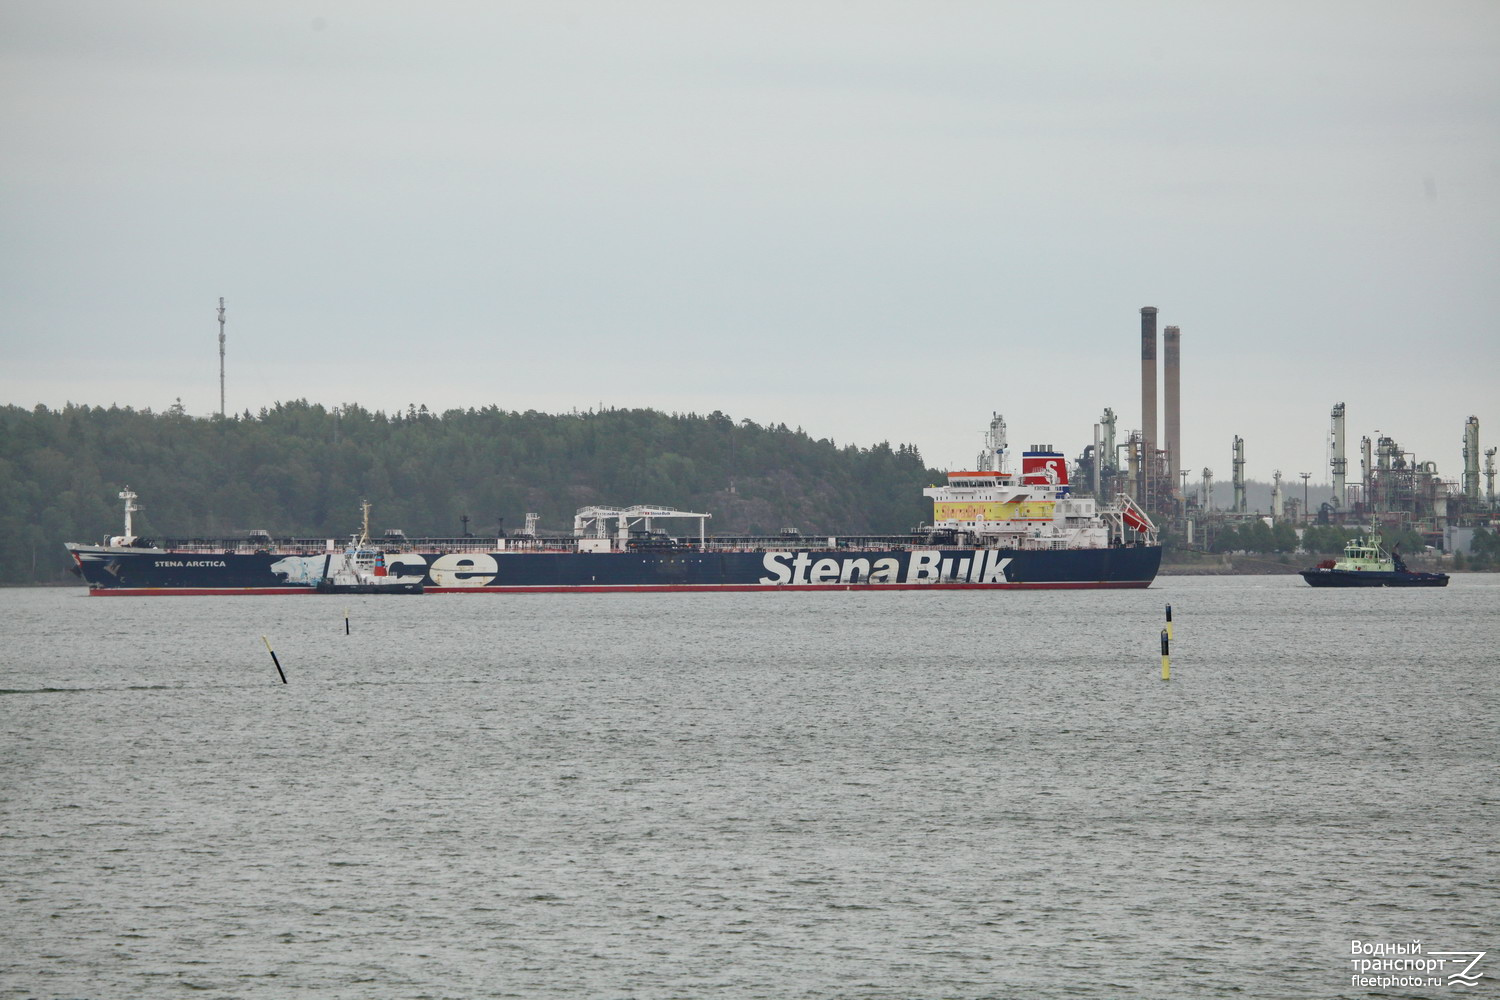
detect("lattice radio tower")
[217,297,226,417]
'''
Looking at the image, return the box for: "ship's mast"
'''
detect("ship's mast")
[976,412,1008,472]
[119,487,140,539]
[217,297,227,418]
[359,499,371,547]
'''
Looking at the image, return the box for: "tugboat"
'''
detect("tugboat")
[304,501,424,595]
[1299,532,1448,588]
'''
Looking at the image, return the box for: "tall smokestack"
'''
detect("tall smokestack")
[1140,307,1157,501]
[1163,325,1180,495]
[1140,307,1158,453]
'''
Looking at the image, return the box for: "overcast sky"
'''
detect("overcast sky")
[3,1,1497,485]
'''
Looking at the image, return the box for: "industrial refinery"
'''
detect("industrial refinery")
[1070,307,1498,557]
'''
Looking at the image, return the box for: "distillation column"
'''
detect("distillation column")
[1330,402,1347,509]
[1462,416,1480,501]
[1100,408,1117,476]
[1232,436,1246,514]
[1361,436,1373,511]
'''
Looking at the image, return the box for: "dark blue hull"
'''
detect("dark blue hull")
[70,545,1161,594]
[1300,568,1449,588]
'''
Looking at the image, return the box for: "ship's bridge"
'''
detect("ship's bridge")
[944,471,1016,488]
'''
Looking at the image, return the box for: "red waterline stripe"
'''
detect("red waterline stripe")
[424,581,1152,593]
[88,587,317,596]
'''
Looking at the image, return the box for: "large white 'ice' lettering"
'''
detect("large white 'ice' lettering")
[385,553,429,580]
[429,553,498,587]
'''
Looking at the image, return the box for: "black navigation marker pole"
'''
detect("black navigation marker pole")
[261,635,288,684]
[344,607,350,636]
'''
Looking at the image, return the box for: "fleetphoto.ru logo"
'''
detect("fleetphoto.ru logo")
[1349,940,1486,989]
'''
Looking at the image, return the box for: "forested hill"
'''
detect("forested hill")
[0,401,941,584]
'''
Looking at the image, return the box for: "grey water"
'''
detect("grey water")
[2,577,1496,999]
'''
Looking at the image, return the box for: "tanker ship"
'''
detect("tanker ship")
[65,414,1160,595]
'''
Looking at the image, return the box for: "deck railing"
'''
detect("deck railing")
[124,531,1113,555]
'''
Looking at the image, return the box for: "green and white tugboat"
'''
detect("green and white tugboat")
[1300,532,1448,588]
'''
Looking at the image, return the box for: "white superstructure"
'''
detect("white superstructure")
[924,416,1155,550]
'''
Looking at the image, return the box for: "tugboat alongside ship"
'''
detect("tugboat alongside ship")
[1299,532,1449,588]
[307,503,424,595]
[64,414,1162,595]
